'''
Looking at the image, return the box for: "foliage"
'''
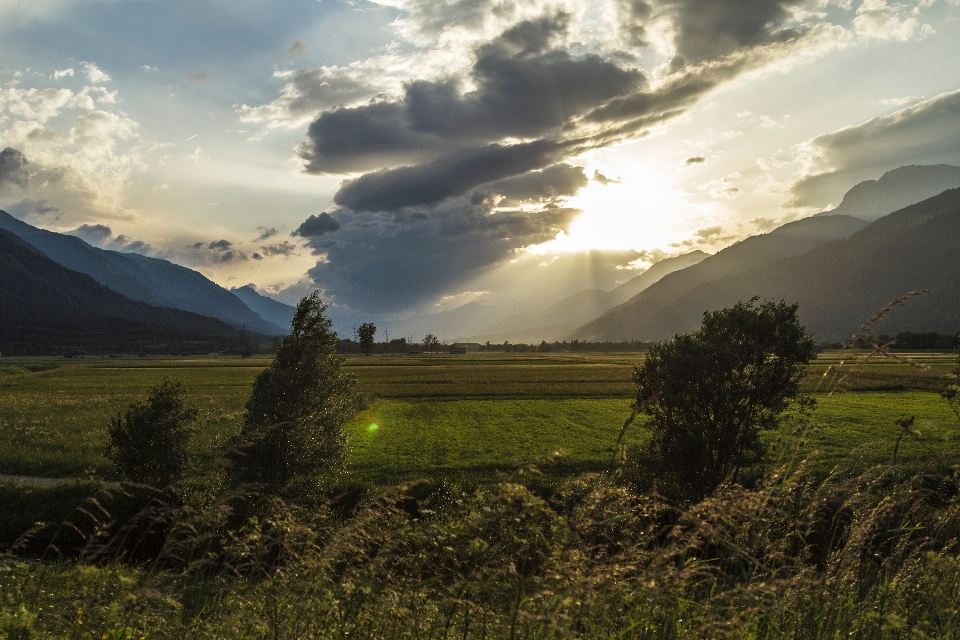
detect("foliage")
[5,463,960,638]
[422,333,440,353]
[226,292,357,494]
[631,299,816,503]
[357,322,377,356]
[106,377,197,486]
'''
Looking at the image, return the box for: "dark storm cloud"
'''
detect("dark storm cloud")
[791,89,960,207]
[305,200,578,313]
[653,0,806,69]
[283,2,837,315]
[208,239,233,250]
[293,212,342,237]
[477,163,588,204]
[615,0,652,47]
[334,139,574,212]
[298,13,643,174]
[686,155,706,165]
[0,147,29,190]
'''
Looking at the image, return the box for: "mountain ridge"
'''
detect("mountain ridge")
[0,211,285,335]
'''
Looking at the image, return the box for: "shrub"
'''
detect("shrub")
[630,298,816,503]
[106,378,197,487]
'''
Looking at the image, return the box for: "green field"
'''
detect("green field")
[1,351,958,482]
[3,351,960,639]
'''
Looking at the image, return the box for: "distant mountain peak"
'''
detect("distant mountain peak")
[819,164,960,222]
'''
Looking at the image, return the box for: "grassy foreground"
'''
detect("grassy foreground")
[3,351,960,638]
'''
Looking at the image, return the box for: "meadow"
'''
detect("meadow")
[3,350,960,638]
[1,351,958,482]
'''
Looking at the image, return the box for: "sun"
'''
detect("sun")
[528,160,706,257]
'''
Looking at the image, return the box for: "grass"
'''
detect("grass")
[347,398,636,485]
[3,350,960,638]
[1,351,958,479]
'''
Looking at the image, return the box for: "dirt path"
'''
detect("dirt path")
[0,474,72,486]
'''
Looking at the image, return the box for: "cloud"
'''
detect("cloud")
[293,212,342,237]
[259,240,298,257]
[296,12,644,174]
[790,89,960,207]
[238,67,380,129]
[255,226,278,241]
[250,0,933,315]
[699,172,743,198]
[52,68,75,80]
[0,147,29,190]
[69,223,112,243]
[0,74,144,225]
[853,0,934,42]
[476,163,588,205]
[186,71,211,83]
[593,170,618,185]
[287,40,309,58]
[66,223,157,254]
[82,63,110,83]
[333,139,574,212]
[650,0,809,70]
[208,239,233,250]
[304,199,580,313]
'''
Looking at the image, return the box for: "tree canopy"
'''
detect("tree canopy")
[631,298,816,503]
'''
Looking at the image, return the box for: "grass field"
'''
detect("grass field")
[1,350,957,482]
[3,351,960,639]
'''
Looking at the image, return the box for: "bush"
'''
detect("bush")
[630,298,816,503]
[106,378,197,487]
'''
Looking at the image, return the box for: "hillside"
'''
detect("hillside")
[575,214,869,340]
[466,251,708,342]
[0,229,243,355]
[816,164,960,221]
[577,189,960,341]
[231,285,296,330]
[0,211,285,335]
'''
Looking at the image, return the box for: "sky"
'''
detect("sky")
[1,0,958,328]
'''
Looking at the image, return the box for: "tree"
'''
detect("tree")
[106,377,197,487]
[227,291,357,494]
[358,322,377,356]
[424,333,440,353]
[630,298,816,503]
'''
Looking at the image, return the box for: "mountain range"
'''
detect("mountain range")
[814,164,960,221]
[0,211,285,335]
[576,187,960,342]
[0,228,241,355]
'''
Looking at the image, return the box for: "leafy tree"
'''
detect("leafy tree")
[358,322,377,355]
[630,298,816,503]
[227,292,357,494]
[424,334,440,353]
[106,377,197,487]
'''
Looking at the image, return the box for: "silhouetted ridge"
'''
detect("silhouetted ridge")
[575,189,960,341]
[0,211,285,335]
[0,229,247,355]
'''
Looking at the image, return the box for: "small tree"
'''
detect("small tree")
[424,334,440,353]
[106,377,197,487]
[631,298,815,503]
[358,322,377,356]
[227,291,356,495]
